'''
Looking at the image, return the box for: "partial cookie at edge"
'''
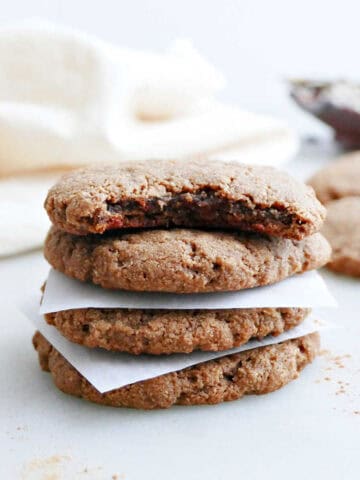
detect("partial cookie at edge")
[308,151,360,204]
[322,196,360,276]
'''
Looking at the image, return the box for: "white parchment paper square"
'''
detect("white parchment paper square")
[24,299,331,394]
[40,269,337,314]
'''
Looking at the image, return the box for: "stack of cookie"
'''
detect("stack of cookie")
[33,159,331,409]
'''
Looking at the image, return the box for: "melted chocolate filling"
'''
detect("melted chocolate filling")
[105,190,301,233]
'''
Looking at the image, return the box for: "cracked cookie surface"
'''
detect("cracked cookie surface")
[33,331,319,409]
[44,227,331,293]
[45,307,310,354]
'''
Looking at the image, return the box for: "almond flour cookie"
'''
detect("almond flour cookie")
[309,151,360,204]
[33,331,319,409]
[45,160,325,239]
[45,307,310,354]
[321,197,360,276]
[44,227,331,293]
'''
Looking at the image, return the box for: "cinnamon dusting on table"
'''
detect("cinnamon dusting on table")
[21,455,71,480]
[316,349,359,413]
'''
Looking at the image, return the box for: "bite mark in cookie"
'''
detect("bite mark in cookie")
[45,159,325,239]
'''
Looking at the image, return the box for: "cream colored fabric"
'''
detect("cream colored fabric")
[0,174,54,256]
[0,20,298,256]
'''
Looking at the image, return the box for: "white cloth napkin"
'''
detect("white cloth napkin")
[0,20,298,257]
[0,173,59,257]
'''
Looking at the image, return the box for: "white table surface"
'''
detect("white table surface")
[1,145,359,480]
